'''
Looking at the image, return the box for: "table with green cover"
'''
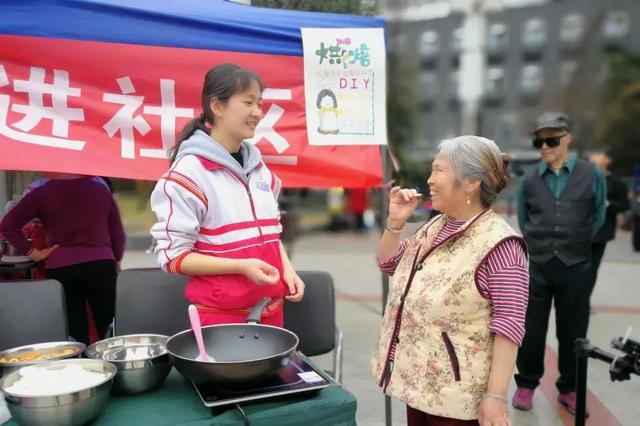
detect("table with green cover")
[2,357,357,426]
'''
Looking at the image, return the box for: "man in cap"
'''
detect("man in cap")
[512,112,606,415]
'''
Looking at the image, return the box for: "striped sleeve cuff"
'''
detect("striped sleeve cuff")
[377,240,409,276]
[165,251,192,274]
[490,317,525,346]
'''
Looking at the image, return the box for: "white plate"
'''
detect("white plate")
[0,255,31,263]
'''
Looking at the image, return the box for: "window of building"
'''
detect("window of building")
[597,62,609,85]
[393,33,408,53]
[451,27,464,56]
[522,18,546,53]
[420,71,439,101]
[602,10,630,46]
[486,68,505,101]
[487,23,508,57]
[560,13,585,48]
[520,64,544,97]
[448,71,459,101]
[560,60,578,86]
[419,31,440,60]
[504,0,548,7]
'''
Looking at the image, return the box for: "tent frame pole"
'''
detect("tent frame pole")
[380,145,393,426]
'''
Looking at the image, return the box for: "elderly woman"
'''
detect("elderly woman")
[372,136,529,426]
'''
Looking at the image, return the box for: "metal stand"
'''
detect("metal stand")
[575,334,640,426]
[574,339,615,426]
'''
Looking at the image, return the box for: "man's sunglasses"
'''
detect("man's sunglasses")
[532,134,567,149]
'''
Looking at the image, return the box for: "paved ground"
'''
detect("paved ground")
[119,216,640,426]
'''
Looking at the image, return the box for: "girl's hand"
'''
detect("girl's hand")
[242,259,280,285]
[283,268,305,302]
[27,245,59,262]
[478,398,511,426]
[387,186,422,227]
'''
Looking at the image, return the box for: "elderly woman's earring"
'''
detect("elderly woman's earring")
[466,197,471,205]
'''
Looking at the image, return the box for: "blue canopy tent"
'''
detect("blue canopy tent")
[0,0,384,59]
[0,0,388,189]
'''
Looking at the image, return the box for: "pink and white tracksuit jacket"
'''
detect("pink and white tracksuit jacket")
[150,130,288,326]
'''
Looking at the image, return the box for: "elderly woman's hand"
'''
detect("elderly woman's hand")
[478,397,511,426]
[388,186,422,228]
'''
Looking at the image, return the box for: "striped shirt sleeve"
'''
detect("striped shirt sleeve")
[377,239,410,276]
[476,238,529,345]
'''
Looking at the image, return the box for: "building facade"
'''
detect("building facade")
[382,0,640,160]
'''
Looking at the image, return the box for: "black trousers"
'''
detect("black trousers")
[588,242,607,302]
[633,216,640,252]
[514,257,591,393]
[46,259,117,345]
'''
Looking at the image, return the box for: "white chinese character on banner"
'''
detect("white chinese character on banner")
[103,77,194,159]
[0,65,86,150]
[103,76,151,159]
[247,88,298,166]
[142,79,194,158]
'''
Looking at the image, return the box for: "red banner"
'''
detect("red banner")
[0,35,382,187]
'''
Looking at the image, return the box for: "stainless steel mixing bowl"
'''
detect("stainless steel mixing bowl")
[0,358,117,426]
[85,334,171,395]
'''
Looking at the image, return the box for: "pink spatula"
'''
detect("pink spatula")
[188,304,216,362]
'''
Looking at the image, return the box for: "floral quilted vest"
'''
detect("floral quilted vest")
[371,210,524,420]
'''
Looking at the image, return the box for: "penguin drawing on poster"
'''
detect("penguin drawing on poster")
[316,89,340,135]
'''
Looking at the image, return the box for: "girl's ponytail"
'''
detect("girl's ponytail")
[170,113,209,163]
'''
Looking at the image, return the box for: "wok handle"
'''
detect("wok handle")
[246,297,271,324]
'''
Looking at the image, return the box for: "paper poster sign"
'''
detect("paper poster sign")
[301,28,387,146]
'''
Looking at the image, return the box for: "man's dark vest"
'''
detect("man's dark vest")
[522,158,595,266]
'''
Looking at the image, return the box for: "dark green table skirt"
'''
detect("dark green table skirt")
[3,364,357,425]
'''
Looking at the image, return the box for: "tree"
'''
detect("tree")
[600,52,640,105]
[595,51,640,173]
[386,51,419,187]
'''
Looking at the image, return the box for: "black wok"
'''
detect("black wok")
[166,297,299,386]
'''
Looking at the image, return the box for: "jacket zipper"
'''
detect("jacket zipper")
[380,247,422,391]
[221,165,266,241]
[441,332,461,382]
[244,182,264,240]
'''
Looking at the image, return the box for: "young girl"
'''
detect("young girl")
[150,64,304,327]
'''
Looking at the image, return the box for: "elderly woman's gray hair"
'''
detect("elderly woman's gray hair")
[438,135,511,207]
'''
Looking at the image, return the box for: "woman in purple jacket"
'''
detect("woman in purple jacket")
[0,173,126,344]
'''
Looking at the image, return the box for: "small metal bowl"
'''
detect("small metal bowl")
[0,342,85,378]
[85,334,171,395]
[0,358,116,426]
